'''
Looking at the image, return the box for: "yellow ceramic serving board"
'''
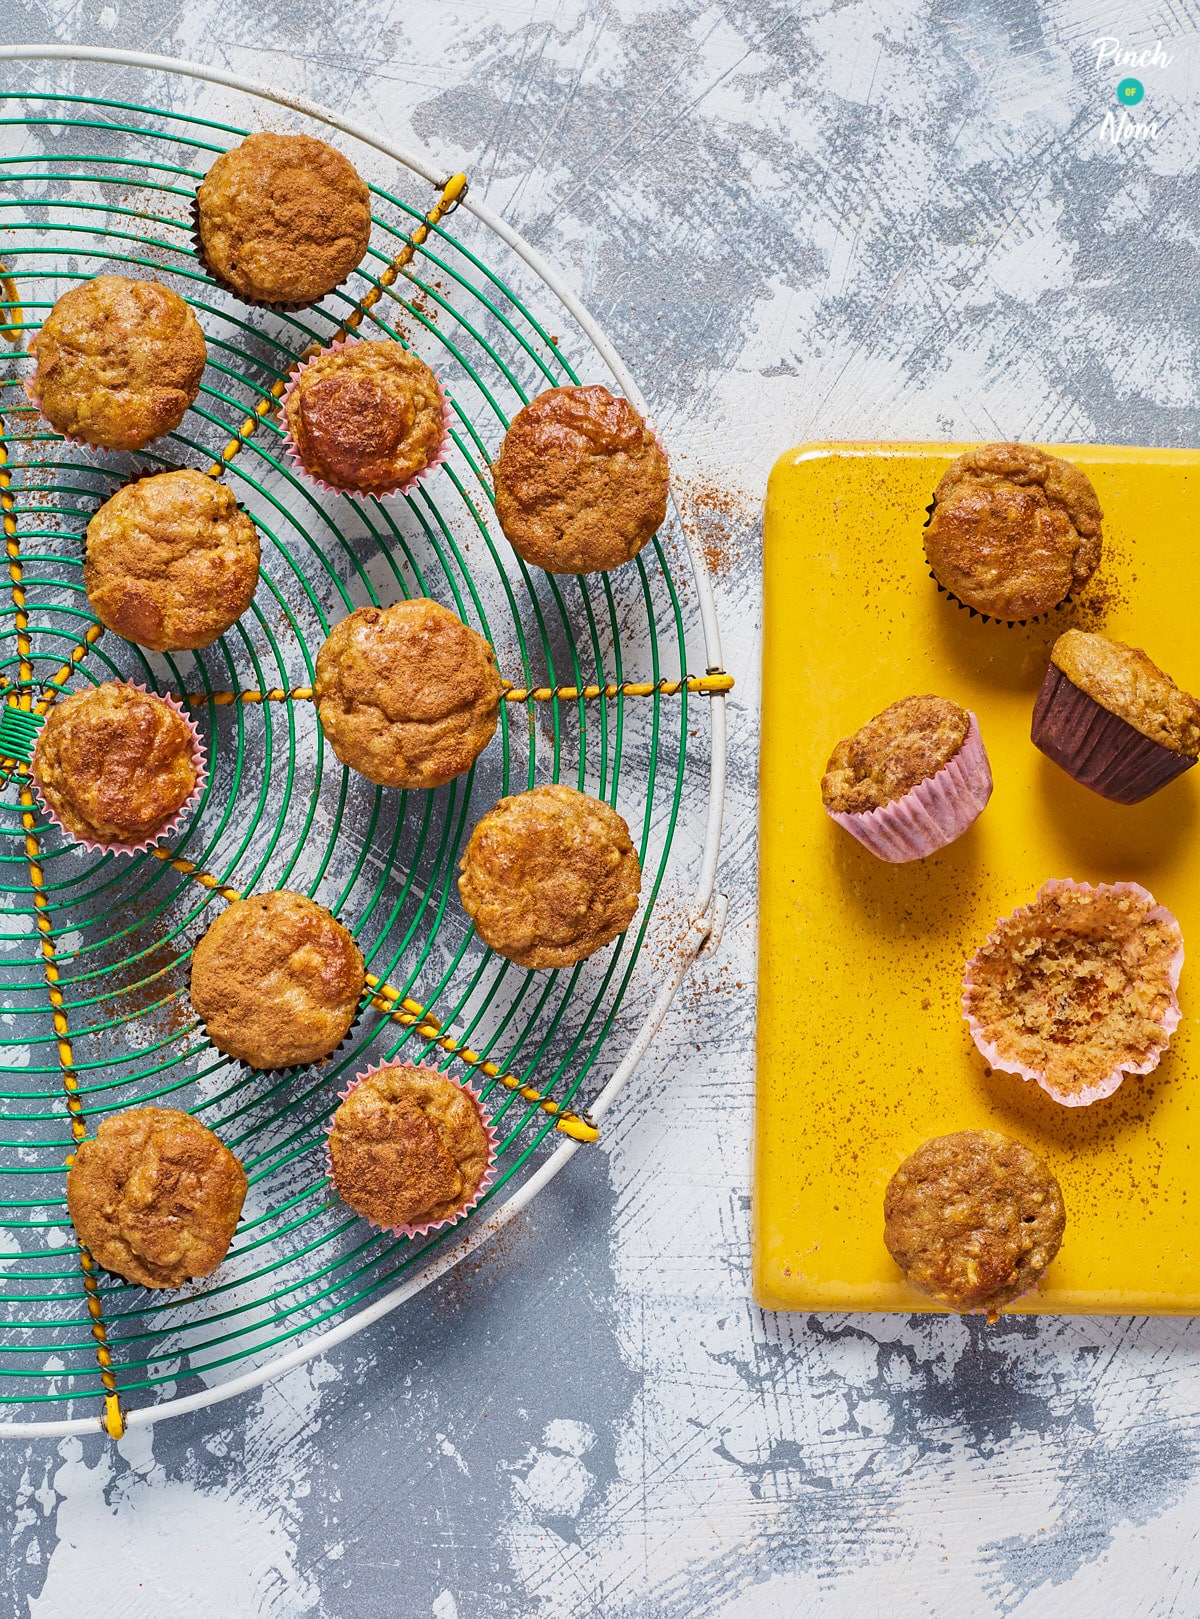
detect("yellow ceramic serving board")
[755,442,1200,1315]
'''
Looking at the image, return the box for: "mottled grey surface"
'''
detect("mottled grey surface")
[5,2,1200,1615]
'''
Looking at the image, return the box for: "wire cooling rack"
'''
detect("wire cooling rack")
[0,47,727,1437]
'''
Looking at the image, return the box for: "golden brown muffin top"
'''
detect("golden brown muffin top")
[491,384,669,574]
[1051,629,1200,757]
[821,695,970,814]
[458,783,642,969]
[32,682,198,844]
[329,1064,492,1229]
[85,469,260,653]
[196,132,371,305]
[283,341,444,492]
[883,1130,1065,1317]
[962,882,1182,1101]
[925,442,1103,619]
[314,599,502,788]
[66,1107,247,1289]
[190,890,365,1071]
[30,275,207,452]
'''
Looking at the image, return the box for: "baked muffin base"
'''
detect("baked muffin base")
[1032,662,1195,804]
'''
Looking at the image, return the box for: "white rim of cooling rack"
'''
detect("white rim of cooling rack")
[0,43,728,1437]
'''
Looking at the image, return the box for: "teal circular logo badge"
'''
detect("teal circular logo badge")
[1117,77,1145,104]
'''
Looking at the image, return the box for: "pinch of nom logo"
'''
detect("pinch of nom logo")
[1094,35,1170,144]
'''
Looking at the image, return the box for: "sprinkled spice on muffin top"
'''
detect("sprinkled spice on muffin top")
[884,1130,1065,1318]
[820,695,970,815]
[1050,630,1200,757]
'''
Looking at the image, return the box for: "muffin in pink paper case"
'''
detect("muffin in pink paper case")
[279,337,452,499]
[821,695,992,863]
[326,1061,497,1239]
[962,879,1184,1107]
[30,681,207,857]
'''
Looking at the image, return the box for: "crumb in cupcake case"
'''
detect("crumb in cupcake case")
[327,1063,495,1236]
[85,469,261,653]
[31,682,204,850]
[962,879,1184,1106]
[458,783,642,968]
[1032,629,1200,804]
[883,1130,1065,1318]
[189,891,365,1071]
[314,600,502,789]
[491,384,669,573]
[195,132,371,307]
[924,442,1103,621]
[281,340,449,496]
[28,275,206,451]
[821,694,992,862]
[66,1108,247,1289]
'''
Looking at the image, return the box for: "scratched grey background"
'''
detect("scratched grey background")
[5,2,1200,1616]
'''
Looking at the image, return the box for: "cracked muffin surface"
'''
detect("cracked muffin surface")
[491,384,669,573]
[196,132,371,305]
[190,890,365,1070]
[924,442,1102,619]
[85,468,260,652]
[821,695,970,814]
[883,1130,1065,1317]
[32,682,198,844]
[458,784,642,969]
[30,275,206,451]
[314,600,502,788]
[283,341,444,493]
[67,1107,247,1289]
[329,1064,492,1229]
[1050,630,1200,757]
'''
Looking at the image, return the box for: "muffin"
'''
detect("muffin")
[281,340,446,494]
[85,469,260,652]
[314,599,502,788]
[195,132,371,306]
[32,682,202,847]
[328,1063,495,1233]
[28,275,206,450]
[66,1107,247,1289]
[458,783,642,969]
[1032,629,1200,804]
[883,1130,1065,1318]
[924,442,1103,621]
[491,384,669,573]
[962,879,1184,1106]
[190,890,365,1071]
[821,694,991,862]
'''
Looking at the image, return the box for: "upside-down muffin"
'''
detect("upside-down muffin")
[328,1063,493,1231]
[29,275,207,451]
[1032,629,1200,803]
[314,599,502,788]
[491,384,669,573]
[189,890,365,1071]
[67,1107,247,1289]
[282,340,445,494]
[85,469,261,652]
[195,132,371,305]
[924,442,1103,620]
[458,783,642,969]
[883,1130,1066,1318]
[32,683,200,845]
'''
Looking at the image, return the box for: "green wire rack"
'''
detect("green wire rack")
[0,57,727,1438]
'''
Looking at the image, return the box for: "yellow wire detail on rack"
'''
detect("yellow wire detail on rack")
[148,845,242,902]
[0,264,22,347]
[17,788,124,1437]
[205,173,468,479]
[181,673,734,708]
[367,976,600,1144]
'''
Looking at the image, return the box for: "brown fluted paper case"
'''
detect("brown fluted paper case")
[1031,663,1195,805]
